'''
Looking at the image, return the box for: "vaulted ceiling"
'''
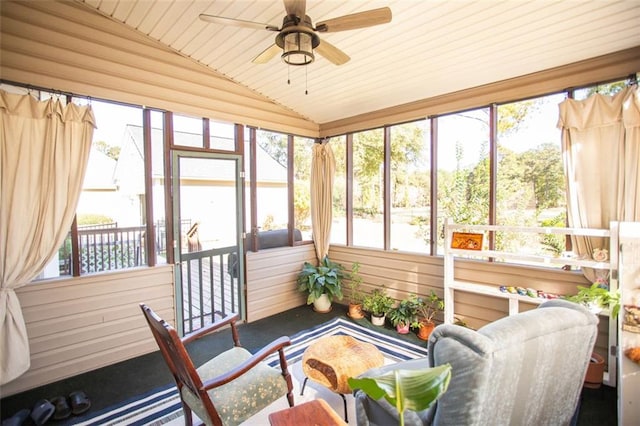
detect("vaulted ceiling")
[75,0,640,125]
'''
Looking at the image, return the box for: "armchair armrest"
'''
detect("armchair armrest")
[202,336,292,389]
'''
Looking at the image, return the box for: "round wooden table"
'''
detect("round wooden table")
[300,335,384,422]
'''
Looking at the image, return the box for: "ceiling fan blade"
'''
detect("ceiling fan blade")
[199,13,277,31]
[316,7,392,32]
[252,44,282,64]
[315,40,350,65]
[283,0,306,18]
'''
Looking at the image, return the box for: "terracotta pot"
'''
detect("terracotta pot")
[584,352,605,389]
[396,323,410,334]
[371,313,386,326]
[312,294,332,313]
[417,321,435,340]
[348,303,365,319]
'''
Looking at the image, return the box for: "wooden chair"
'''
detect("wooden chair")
[139,304,294,426]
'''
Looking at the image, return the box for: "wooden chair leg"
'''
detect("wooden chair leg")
[181,399,193,426]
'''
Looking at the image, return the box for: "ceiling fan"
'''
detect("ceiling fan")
[199,0,392,66]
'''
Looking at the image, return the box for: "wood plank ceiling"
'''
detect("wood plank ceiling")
[75,0,640,125]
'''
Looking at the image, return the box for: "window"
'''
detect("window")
[256,130,289,232]
[210,120,236,150]
[60,99,146,276]
[352,128,384,248]
[390,120,430,252]
[173,114,204,147]
[573,79,628,100]
[150,110,168,264]
[330,136,347,245]
[496,94,567,261]
[294,136,314,240]
[436,109,490,254]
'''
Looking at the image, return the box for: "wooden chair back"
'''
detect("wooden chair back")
[140,304,219,424]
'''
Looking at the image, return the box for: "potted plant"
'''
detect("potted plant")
[565,282,620,317]
[348,364,452,426]
[565,282,620,388]
[387,294,421,334]
[416,291,445,341]
[346,262,365,319]
[297,256,345,313]
[363,287,394,326]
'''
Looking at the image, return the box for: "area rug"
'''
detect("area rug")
[74,317,428,426]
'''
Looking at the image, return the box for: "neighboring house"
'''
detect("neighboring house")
[76,148,119,221]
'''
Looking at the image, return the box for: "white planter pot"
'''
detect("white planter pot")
[313,294,332,313]
[371,314,386,326]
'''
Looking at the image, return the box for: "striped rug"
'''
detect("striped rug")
[75,317,428,426]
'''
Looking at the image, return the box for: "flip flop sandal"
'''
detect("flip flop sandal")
[30,399,55,426]
[1,408,30,426]
[50,396,72,420]
[69,390,91,416]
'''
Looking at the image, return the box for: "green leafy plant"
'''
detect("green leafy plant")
[363,287,394,317]
[348,364,452,426]
[453,316,469,328]
[387,294,421,328]
[539,212,567,256]
[346,262,365,305]
[565,283,620,318]
[417,291,445,325]
[297,256,345,304]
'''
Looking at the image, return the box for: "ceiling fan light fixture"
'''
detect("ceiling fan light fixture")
[282,31,314,65]
[275,23,320,66]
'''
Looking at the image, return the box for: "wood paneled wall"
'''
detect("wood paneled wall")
[245,244,316,322]
[3,266,174,397]
[0,0,318,137]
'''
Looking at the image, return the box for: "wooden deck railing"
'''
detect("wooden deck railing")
[59,222,240,334]
[179,245,240,333]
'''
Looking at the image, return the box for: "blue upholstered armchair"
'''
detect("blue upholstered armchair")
[354,299,598,426]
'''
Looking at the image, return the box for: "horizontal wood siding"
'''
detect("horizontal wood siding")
[245,244,316,322]
[319,46,640,137]
[3,266,174,397]
[0,0,318,137]
[329,246,444,303]
[328,246,610,362]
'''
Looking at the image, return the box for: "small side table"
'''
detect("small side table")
[268,399,347,426]
[300,335,384,422]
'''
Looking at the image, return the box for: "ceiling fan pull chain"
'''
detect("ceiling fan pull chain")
[287,64,291,85]
[305,65,308,95]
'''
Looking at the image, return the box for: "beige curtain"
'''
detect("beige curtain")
[623,86,640,220]
[558,85,640,280]
[0,90,95,384]
[310,141,336,261]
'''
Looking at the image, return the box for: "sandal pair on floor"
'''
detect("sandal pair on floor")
[2,391,91,426]
[50,391,91,421]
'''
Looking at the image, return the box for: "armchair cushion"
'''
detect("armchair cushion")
[182,347,290,426]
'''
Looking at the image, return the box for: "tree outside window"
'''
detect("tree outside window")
[352,129,384,248]
[390,121,431,253]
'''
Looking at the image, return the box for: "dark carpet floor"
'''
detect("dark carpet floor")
[1,304,617,425]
